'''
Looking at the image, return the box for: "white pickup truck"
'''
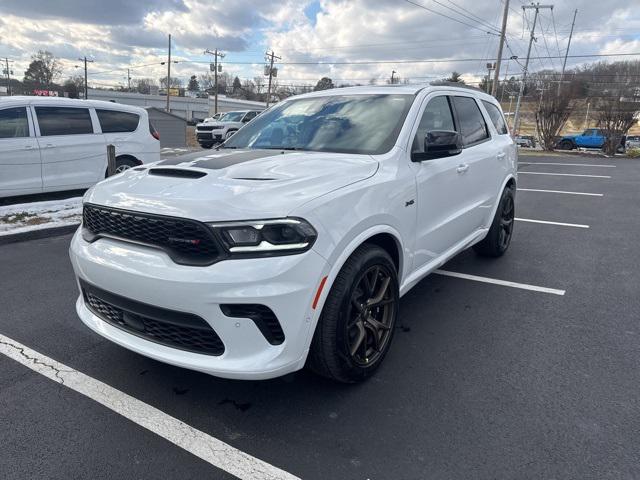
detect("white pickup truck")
[195,110,261,148]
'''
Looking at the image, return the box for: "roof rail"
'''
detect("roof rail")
[428,81,486,93]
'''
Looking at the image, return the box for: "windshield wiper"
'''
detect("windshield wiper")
[261,146,304,151]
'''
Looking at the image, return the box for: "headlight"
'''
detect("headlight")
[208,218,317,256]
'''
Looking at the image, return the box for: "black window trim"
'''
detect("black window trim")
[450,94,492,148]
[32,105,97,137]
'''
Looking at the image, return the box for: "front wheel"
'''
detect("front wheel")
[308,244,399,383]
[558,140,574,150]
[473,186,515,257]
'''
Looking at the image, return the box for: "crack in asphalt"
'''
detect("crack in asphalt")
[0,339,72,385]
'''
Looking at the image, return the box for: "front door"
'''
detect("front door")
[0,106,42,197]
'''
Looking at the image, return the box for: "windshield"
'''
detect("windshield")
[224,94,414,155]
[220,111,246,122]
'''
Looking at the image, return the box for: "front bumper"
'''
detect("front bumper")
[196,131,223,144]
[69,228,330,379]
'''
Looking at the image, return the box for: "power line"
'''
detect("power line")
[403,0,499,34]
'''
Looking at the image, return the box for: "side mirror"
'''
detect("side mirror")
[412,130,463,161]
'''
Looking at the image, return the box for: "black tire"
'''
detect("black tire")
[559,140,574,150]
[200,143,214,149]
[473,186,515,258]
[109,157,137,176]
[308,244,399,383]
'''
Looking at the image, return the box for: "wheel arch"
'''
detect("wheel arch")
[115,154,142,166]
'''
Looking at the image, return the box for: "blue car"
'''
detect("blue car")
[557,128,625,152]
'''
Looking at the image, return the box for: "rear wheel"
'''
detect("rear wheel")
[308,244,399,383]
[114,157,138,174]
[559,139,574,150]
[473,186,515,257]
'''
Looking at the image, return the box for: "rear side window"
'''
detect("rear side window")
[451,96,489,146]
[96,109,140,133]
[0,107,29,139]
[482,101,508,135]
[35,107,93,136]
[412,96,455,153]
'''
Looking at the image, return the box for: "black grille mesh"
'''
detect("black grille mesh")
[83,204,220,266]
[83,286,225,356]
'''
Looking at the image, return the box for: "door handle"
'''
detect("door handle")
[44,144,54,148]
[497,152,506,160]
[456,164,469,174]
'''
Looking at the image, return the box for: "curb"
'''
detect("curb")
[0,224,79,246]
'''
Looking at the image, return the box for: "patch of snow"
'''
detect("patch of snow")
[0,197,83,236]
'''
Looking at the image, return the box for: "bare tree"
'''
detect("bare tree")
[535,84,573,151]
[596,95,640,155]
[23,50,62,88]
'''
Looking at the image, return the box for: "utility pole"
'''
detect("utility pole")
[205,49,225,114]
[78,56,94,99]
[492,0,510,97]
[166,34,172,112]
[391,70,397,84]
[512,3,553,136]
[557,9,577,96]
[486,62,496,93]
[2,58,13,96]
[127,68,131,92]
[265,50,281,108]
[583,102,590,129]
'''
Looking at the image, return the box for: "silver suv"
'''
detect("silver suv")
[195,110,261,148]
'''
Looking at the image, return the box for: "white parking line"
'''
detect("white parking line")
[434,270,565,295]
[516,217,590,228]
[518,172,611,179]
[519,162,615,168]
[0,333,300,480]
[517,188,603,197]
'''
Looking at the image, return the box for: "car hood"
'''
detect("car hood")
[85,149,379,221]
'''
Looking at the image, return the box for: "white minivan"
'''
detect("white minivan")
[0,96,160,198]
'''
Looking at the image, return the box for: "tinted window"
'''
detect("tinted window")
[412,96,455,153]
[482,101,508,135]
[451,96,489,146]
[96,109,140,133]
[224,94,414,155]
[221,111,246,122]
[35,107,93,136]
[243,111,257,122]
[0,107,29,139]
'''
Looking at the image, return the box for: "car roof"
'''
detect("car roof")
[0,96,146,114]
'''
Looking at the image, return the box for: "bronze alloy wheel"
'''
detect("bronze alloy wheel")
[499,193,515,250]
[346,264,397,366]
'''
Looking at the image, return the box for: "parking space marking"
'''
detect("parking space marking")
[519,162,615,168]
[517,188,603,197]
[518,172,611,179]
[434,270,565,295]
[0,333,300,480]
[516,218,590,228]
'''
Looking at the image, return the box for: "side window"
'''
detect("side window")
[35,107,94,136]
[96,109,140,133]
[412,96,455,153]
[0,107,30,139]
[451,96,489,146]
[482,100,508,135]
[243,111,257,122]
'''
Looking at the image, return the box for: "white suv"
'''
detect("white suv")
[195,110,261,148]
[0,96,160,198]
[70,85,516,383]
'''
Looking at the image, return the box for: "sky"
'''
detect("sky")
[1,0,639,90]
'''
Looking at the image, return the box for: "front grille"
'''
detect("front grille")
[83,204,221,266]
[198,126,216,131]
[81,280,225,356]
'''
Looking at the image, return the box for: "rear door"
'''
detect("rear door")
[33,105,107,190]
[0,105,42,197]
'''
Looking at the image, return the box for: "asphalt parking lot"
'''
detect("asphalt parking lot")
[1,152,639,480]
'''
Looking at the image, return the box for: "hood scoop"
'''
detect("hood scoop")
[148,168,207,179]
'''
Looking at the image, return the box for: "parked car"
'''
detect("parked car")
[195,110,261,148]
[625,135,640,150]
[515,135,536,148]
[556,128,625,152]
[0,96,160,198]
[70,85,516,383]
